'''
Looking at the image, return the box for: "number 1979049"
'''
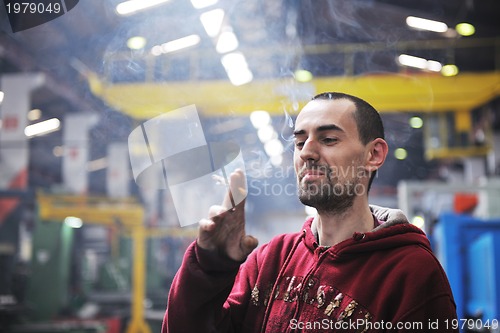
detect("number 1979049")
[6,2,62,14]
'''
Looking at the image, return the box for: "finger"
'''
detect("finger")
[199,218,216,232]
[230,169,247,196]
[240,235,259,255]
[223,169,247,210]
[197,219,218,251]
[208,205,227,219]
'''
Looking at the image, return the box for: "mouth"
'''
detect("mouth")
[299,168,326,182]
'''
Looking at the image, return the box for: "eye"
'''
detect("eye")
[294,140,305,149]
[322,137,338,145]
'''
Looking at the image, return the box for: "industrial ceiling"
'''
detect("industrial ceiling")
[1,0,500,195]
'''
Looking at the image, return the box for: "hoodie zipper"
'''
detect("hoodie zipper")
[259,229,306,333]
[290,246,330,325]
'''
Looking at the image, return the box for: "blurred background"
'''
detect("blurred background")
[0,0,499,332]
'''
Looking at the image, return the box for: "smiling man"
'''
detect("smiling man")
[162,92,458,332]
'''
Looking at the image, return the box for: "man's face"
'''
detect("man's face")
[293,98,370,213]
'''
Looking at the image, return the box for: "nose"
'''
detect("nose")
[299,139,320,162]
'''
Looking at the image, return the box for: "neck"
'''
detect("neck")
[314,196,374,247]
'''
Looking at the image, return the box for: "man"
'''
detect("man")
[162,92,458,332]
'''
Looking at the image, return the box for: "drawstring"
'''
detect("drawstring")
[353,233,366,241]
[259,229,306,333]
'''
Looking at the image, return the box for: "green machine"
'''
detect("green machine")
[26,220,75,321]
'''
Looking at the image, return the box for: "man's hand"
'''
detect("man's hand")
[197,169,258,261]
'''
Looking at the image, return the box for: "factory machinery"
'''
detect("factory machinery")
[0,191,196,333]
[399,180,500,332]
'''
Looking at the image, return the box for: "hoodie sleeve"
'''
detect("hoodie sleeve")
[394,293,458,332]
[162,241,258,333]
[388,245,459,333]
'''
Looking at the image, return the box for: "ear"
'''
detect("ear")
[365,138,388,173]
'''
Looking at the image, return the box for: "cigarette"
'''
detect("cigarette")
[212,174,227,185]
[212,174,247,195]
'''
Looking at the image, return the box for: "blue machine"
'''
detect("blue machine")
[433,214,500,331]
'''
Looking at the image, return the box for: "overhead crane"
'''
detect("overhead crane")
[87,70,500,118]
[88,71,500,160]
[86,37,500,160]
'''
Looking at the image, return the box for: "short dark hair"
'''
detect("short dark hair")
[312,92,385,190]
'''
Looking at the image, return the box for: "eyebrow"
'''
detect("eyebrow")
[293,124,345,136]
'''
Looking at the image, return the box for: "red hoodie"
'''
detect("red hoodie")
[163,206,457,332]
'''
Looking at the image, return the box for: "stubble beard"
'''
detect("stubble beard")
[297,164,361,215]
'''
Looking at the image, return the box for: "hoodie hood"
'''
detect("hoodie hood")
[370,204,410,230]
[306,204,429,257]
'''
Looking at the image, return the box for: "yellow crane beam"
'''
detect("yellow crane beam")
[37,193,144,227]
[88,71,500,119]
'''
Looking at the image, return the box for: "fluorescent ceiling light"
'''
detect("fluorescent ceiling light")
[226,69,253,86]
[221,52,253,86]
[398,54,427,69]
[127,36,147,50]
[216,31,239,54]
[64,216,83,228]
[53,146,64,157]
[0,91,4,104]
[200,9,225,37]
[270,154,283,167]
[24,118,60,137]
[394,148,408,160]
[456,23,475,36]
[116,0,171,15]
[250,110,271,128]
[191,0,218,9]
[441,64,459,77]
[151,45,162,56]
[409,117,423,129]
[397,54,442,72]
[27,109,42,121]
[406,16,448,33]
[257,125,277,142]
[153,35,201,55]
[264,139,284,157]
[412,216,425,229]
[294,69,313,82]
[87,157,108,172]
[426,60,443,72]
